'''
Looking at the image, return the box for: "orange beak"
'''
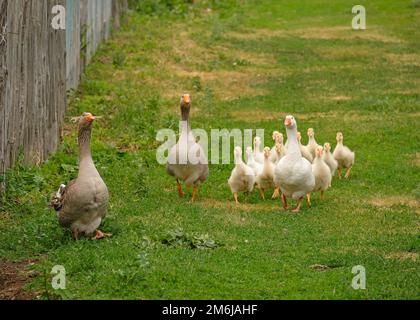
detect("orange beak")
[284,118,292,126]
[183,94,191,104]
[85,113,95,123]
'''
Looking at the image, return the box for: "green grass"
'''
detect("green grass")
[1,0,419,299]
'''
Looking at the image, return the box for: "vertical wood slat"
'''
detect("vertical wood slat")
[66,0,80,90]
[0,0,7,190]
[0,0,127,187]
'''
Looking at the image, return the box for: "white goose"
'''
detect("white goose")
[166,94,209,202]
[256,147,275,199]
[245,146,263,176]
[270,131,285,163]
[274,115,315,212]
[322,142,338,180]
[333,132,355,179]
[308,145,332,206]
[228,146,255,204]
[306,128,319,158]
[253,136,264,164]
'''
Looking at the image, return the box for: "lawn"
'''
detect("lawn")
[0,0,419,299]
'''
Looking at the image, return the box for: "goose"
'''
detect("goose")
[322,142,338,180]
[306,128,319,158]
[333,132,355,179]
[297,132,313,163]
[49,112,110,240]
[245,146,263,176]
[270,131,282,154]
[307,146,332,206]
[274,115,315,212]
[253,136,264,164]
[256,147,275,199]
[272,142,286,164]
[270,132,285,163]
[167,94,209,202]
[228,146,255,204]
[270,143,285,199]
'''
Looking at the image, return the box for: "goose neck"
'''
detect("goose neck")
[286,126,301,156]
[78,126,92,161]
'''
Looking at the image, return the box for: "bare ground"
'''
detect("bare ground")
[0,260,38,300]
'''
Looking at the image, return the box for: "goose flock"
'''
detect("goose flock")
[228,115,355,212]
[50,94,355,239]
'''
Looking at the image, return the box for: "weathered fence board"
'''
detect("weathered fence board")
[66,0,81,90]
[0,0,8,190]
[0,0,128,186]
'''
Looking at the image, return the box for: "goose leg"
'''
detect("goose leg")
[259,188,265,200]
[93,230,112,240]
[191,186,198,203]
[345,167,352,179]
[320,191,325,200]
[338,168,342,179]
[281,193,288,210]
[292,198,303,213]
[176,179,184,198]
[233,192,239,204]
[272,187,280,199]
[306,193,311,207]
[72,229,80,240]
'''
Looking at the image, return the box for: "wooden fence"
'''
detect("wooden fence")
[0,0,128,184]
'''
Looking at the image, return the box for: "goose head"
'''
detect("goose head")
[254,136,261,149]
[315,146,324,158]
[272,131,283,144]
[180,93,191,107]
[263,147,271,158]
[284,115,296,129]
[180,93,191,120]
[79,112,95,129]
[296,131,302,142]
[324,142,332,153]
[307,128,314,138]
[336,132,344,143]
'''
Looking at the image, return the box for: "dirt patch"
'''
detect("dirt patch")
[230,110,285,123]
[171,67,267,100]
[293,26,403,43]
[385,251,418,262]
[329,95,352,101]
[385,53,420,67]
[225,29,287,40]
[404,152,420,167]
[0,260,38,300]
[397,89,420,95]
[369,196,419,208]
[315,45,382,60]
[415,153,420,167]
[227,26,403,44]
[235,49,277,66]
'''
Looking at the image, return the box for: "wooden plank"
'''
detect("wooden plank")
[66,0,81,89]
[0,0,7,186]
